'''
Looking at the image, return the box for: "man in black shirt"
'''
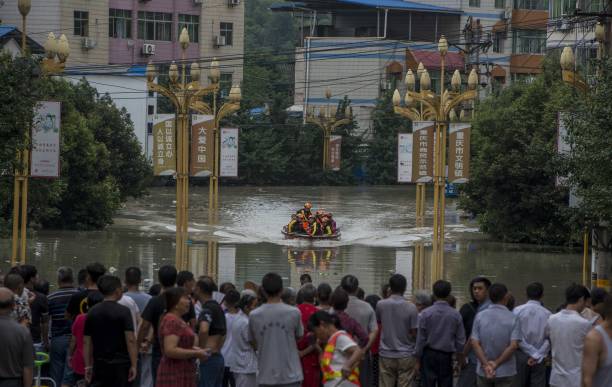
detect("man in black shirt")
[84,275,137,387]
[66,263,106,319]
[195,277,226,387]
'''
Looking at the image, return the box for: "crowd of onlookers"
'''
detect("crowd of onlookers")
[0,262,611,387]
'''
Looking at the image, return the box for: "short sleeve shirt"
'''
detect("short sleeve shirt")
[142,294,195,355]
[376,295,419,358]
[0,315,34,378]
[67,289,97,318]
[84,301,134,364]
[198,300,226,336]
[345,296,377,333]
[324,331,358,387]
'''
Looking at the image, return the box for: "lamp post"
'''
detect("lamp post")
[11,0,70,266]
[392,35,478,281]
[305,89,352,170]
[146,28,240,269]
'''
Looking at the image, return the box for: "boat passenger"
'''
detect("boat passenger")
[297,202,313,219]
[307,215,318,236]
[287,214,302,233]
[320,216,334,236]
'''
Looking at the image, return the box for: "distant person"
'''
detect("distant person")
[249,272,303,387]
[83,275,137,387]
[178,271,196,296]
[512,282,551,387]
[19,265,48,348]
[229,292,258,387]
[330,288,368,348]
[414,290,433,313]
[221,289,242,387]
[458,276,492,387]
[195,277,227,387]
[282,287,297,306]
[317,283,333,312]
[365,294,382,387]
[589,288,609,323]
[157,287,209,387]
[297,284,320,387]
[415,280,465,387]
[582,294,612,387]
[300,273,313,286]
[471,283,520,387]
[308,311,362,387]
[148,284,162,297]
[376,274,419,387]
[4,273,30,326]
[77,269,88,290]
[124,267,152,313]
[0,287,34,387]
[380,284,391,299]
[69,291,104,385]
[547,283,594,387]
[48,267,78,387]
[66,263,106,319]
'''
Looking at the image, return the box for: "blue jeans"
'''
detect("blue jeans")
[50,335,72,387]
[199,353,224,387]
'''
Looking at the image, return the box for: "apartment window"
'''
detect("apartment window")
[512,29,546,54]
[138,11,173,41]
[220,22,233,46]
[513,0,548,10]
[148,105,155,115]
[109,9,132,39]
[493,32,504,53]
[551,0,575,17]
[74,11,89,37]
[148,90,155,97]
[178,14,199,43]
[495,0,505,8]
[469,0,480,7]
[147,122,153,135]
[220,73,233,97]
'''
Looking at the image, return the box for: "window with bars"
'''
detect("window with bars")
[512,29,547,54]
[220,22,233,46]
[513,0,548,10]
[74,11,89,37]
[178,14,199,43]
[493,32,504,53]
[220,73,233,97]
[137,11,172,41]
[109,9,132,39]
[551,0,575,17]
[495,0,505,9]
[469,0,481,7]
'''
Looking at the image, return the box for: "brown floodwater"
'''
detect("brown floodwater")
[1,185,581,309]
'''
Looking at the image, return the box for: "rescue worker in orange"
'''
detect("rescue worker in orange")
[287,213,305,233]
[319,216,334,236]
[297,202,313,219]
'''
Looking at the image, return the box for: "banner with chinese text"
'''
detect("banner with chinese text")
[31,101,61,178]
[329,135,342,171]
[190,115,214,177]
[397,133,413,183]
[448,123,471,183]
[153,115,176,176]
[220,128,239,177]
[411,121,434,183]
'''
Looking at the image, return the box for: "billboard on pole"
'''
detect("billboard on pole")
[329,135,342,171]
[220,128,239,177]
[190,115,215,177]
[153,114,176,176]
[397,133,413,183]
[411,121,434,183]
[448,123,471,183]
[31,101,61,178]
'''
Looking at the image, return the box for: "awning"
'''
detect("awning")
[490,65,506,78]
[271,0,462,13]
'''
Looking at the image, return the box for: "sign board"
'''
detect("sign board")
[448,123,471,183]
[153,114,176,176]
[218,246,237,285]
[411,121,434,183]
[190,115,215,177]
[329,135,342,171]
[31,101,61,178]
[397,133,413,183]
[220,128,239,177]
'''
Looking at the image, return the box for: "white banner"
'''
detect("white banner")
[31,101,61,178]
[220,128,239,177]
[397,133,413,183]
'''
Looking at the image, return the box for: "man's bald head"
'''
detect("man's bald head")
[0,287,15,315]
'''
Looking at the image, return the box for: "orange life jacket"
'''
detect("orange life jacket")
[320,331,360,386]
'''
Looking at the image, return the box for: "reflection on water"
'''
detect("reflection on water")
[1,186,580,309]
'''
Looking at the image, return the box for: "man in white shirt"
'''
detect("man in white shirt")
[513,282,551,387]
[547,283,594,387]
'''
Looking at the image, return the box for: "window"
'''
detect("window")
[551,0,575,17]
[147,122,153,135]
[109,9,132,39]
[148,105,155,115]
[513,0,548,10]
[512,29,546,54]
[220,22,233,46]
[220,73,233,97]
[178,14,199,43]
[493,32,504,53]
[469,0,480,7]
[138,11,173,41]
[495,0,505,8]
[74,11,89,37]
[148,90,155,97]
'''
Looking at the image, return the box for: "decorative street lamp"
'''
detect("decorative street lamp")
[11,0,70,266]
[305,88,352,170]
[392,35,478,281]
[146,28,240,269]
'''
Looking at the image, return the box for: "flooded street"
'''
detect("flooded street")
[1,186,580,309]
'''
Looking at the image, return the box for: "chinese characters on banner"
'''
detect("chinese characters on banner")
[190,115,214,177]
[397,133,413,183]
[31,101,61,178]
[328,135,342,171]
[448,123,471,183]
[153,115,176,176]
[220,128,239,177]
[411,121,434,183]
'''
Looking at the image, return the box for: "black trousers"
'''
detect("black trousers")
[422,347,453,387]
[91,361,132,387]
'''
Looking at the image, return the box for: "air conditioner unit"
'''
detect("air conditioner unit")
[228,0,240,6]
[214,35,226,47]
[503,8,512,20]
[82,37,96,50]
[142,43,156,55]
[558,20,572,31]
